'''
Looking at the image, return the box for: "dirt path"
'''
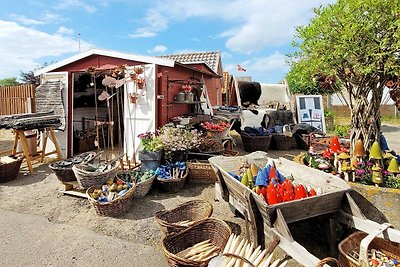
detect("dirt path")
[1,124,399,266]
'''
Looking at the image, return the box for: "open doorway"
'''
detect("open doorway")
[71,72,124,156]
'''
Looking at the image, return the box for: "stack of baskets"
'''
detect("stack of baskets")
[161,218,231,267]
[0,156,23,183]
[86,183,136,217]
[155,200,213,235]
[49,151,97,183]
[72,161,120,189]
[240,133,272,152]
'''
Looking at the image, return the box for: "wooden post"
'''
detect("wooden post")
[17,130,34,174]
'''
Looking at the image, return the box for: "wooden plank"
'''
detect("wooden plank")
[59,181,87,199]
[333,211,400,243]
[273,209,294,242]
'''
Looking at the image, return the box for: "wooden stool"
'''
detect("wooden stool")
[12,127,63,174]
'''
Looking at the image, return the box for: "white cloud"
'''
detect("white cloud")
[128,28,157,38]
[247,51,289,73]
[147,45,167,54]
[9,14,43,25]
[55,0,97,13]
[56,26,74,35]
[9,11,61,25]
[221,51,232,59]
[224,51,289,82]
[0,20,93,78]
[132,0,334,52]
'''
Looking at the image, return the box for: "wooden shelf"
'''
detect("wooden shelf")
[172,101,204,104]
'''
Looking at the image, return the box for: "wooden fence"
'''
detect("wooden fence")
[0,84,36,115]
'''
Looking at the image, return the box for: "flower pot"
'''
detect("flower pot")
[139,150,162,172]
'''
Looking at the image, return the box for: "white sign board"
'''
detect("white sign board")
[124,64,156,161]
[296,95,326,133]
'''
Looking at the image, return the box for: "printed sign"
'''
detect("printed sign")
[296,95,326,132]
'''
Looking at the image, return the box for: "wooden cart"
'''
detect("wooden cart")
[209,152,400,266]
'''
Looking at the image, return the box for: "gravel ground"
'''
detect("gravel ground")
[0,124,399,267]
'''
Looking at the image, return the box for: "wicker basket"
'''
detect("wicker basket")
[339,225,400,267]
[49,151,97,183]
[86,183,136,217]
[162,218,231,267]
[157,169,188,193]
[187,160,217,184]
[72,161,119,190]
[222,150,239,157]
[134,175,155,198]
[0,156,23,183]
[155,200,213,235]
[271,134,295,150]
[240,133,272,152]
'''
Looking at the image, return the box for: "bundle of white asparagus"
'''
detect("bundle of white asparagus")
[218,234,287,267]
[176,239,220,262]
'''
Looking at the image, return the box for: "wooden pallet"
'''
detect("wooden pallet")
[59,181,87,199]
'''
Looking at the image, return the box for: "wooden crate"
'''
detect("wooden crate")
[209,152,350,226]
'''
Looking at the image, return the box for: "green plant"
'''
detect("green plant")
[334,125,350,138]
[288,0,400,150]
[324,109,334,118]
[158,126,202,151]
[137,131,163,152]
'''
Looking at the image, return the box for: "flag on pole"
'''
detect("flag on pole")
[237,64,246,72]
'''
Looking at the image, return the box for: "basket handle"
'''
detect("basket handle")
[359,222,394,266]
[316,257,343,267]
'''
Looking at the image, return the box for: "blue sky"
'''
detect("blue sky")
[0,0,333,83]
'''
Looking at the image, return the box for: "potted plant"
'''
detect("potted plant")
[138,131,164,172]
[158,126,202,162]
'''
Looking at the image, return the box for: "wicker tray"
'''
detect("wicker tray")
[0,156,23,183]
[157,169,188,193]
[339,224,400,267]
[49,151,97,183]
[162,218,231,267]
[86,183,136,217]
[240,133,272,152]
[187,160,217,184]
[72,161,119,189]
[155,200,213,235]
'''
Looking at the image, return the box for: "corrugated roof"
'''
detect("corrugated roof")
[34,48,175,76]
[159,51,221,74]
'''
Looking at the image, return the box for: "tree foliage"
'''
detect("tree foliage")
[289,0,400,149]
[20,61,55,85]
[0,77,20,87]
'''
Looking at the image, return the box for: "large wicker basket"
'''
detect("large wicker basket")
[162,218,231,267]
[0,156,23,183]
[72,161,119,189]
[240,133,272,152]
[187,160,217,184]
[271,134,295,150]
[339,225,400,267]
[49,151,97,183]
[155,200,213,235]
[86,183,136,217]
[134,175,155,198]
[157,169,188,193]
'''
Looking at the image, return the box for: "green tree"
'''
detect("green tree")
[289,0,400,150]
[0,77,20,87]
